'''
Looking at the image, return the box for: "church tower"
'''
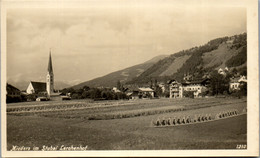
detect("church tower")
[46,51,54,97]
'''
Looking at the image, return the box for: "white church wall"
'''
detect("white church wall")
[26,82,34,94]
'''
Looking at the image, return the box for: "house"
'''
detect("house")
[183,73,193,81]
[126,87,154,99]
[229,75,247,91]
[26,81,47,95]
[6,83,25,103]
[112,87,121,93]
[218,67,229,75]
[126,87,141,99]
[6,83,21,97]
[138,87,154,98]
[218,68,225,75]
[158,83,166,93]
[168,79,181,98]
[168,78,210,98]
[238,75,247,83]
[180,79,209,98]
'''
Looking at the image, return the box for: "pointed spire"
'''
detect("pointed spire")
[48,49,53,74]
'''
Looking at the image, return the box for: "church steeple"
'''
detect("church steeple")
[46,49,54,97]
[48,51,53,74]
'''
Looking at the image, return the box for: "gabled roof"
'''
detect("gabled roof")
[167,79,181,84]
[139,87,154,92]
[181,78,210,85]
[230,77,240,83]
[6,83,20,93]
[31,81,46,92]
[230,76,247,83]
[238,76,247,83]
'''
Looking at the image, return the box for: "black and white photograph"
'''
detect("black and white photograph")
[1,0,259,157]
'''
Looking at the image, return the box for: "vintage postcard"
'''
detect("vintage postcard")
[1,0,259,157]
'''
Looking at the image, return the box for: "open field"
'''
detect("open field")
[7,97,247,150]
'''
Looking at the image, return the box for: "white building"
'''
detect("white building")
[180,81,208,98]
[112,87,121,93]
[138,87,154,98]
[218,67,229,75]
[229,75,247,91]
[168,78,210,98]
[26,51,55,98]
[168,80,181,98]
[26,81,47,94]
[158,83,166,93]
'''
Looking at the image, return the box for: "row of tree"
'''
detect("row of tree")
[61,86,128,100]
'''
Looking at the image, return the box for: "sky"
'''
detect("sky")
[6,2,246,87]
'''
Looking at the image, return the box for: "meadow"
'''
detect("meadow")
[7,97,247,150]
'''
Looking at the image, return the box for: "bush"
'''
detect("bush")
[71,93,80,99]
[6,95,22,103]
[26,94,37,101]
[183,91,195,98]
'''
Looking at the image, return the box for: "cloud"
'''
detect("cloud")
[6,6,246,84]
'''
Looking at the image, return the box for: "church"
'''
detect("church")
[26,52,55,98]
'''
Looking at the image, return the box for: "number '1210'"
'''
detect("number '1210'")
[236,144,247,149]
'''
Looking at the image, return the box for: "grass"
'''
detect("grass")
[7,97,247,150]
[7,98,246,120]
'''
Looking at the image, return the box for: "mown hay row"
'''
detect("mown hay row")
[151,108,245,127]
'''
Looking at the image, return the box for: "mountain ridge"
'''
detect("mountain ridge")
[71,55,168,89]
[72,33,247,89]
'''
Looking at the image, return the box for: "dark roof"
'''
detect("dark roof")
[48,52,53,73]
[31,81,46,92]
[6,83,20,93]
[167,79,181,84]
[230,77,240,83]
[125,85,140,92]
[181,78,210,85]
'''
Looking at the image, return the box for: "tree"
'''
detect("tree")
[89,88,101,99]
[239,66,247,76]
[209,70,229,95]
[83,86,90,91]
[231,68,238,76]
[183,91,195,98]
[117,80,121,90]
[71,93,80,99]
[82,91,90,98]
[239,82,247,96]
[61,88,72,95]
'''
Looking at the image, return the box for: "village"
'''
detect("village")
[5,0,259,153]
[6,52,247,103]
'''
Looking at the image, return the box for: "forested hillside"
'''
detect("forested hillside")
[128,33,247,84]
[72,33,246,89]
[72,55,168,89]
